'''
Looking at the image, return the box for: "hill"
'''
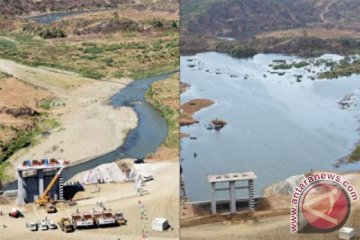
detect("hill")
[181,0,360,56]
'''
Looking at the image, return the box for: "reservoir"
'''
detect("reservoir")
[181,52,360,201]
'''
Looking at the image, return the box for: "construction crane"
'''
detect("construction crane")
[35,166,64,206]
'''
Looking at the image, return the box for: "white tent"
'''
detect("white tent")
[82,162,128,184]
[152,218,170,231]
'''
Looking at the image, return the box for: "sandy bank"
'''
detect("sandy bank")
[0,59,138,180]
[180,98,214,126]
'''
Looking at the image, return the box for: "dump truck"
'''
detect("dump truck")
[71,212,94,229]
[36,166,64,207]
[59,217,74,232]
[114,212,127,226]
[93,211,116,227]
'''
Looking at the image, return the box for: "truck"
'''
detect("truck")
[59,217,75,232]
[9,208,23,218]
[114,212,127,226]
[40,221,49,231]
[93,211,116,227]
[27,222,38,231]
[45,203,57,214]
[71,212,95,229]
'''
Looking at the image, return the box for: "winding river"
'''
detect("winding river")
[181,52,360,201]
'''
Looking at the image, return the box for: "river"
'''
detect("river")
[26,9,105,24]
[181,52,360,201]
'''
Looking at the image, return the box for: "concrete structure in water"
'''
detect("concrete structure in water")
[207,171,257,214]
[17,159,64,205]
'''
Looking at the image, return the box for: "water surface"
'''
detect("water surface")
[181,52,360,201]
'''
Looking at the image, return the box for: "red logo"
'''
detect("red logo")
[301,182,350,232]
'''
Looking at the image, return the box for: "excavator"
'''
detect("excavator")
[35,166,64,211]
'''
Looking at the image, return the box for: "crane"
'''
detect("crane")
[35,166,64,206]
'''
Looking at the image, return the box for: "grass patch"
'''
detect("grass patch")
[0,161,10,183]
[0,30,179,81]
[145,74,179,149]
[0,128,40,164]
[130,62,179,80]
[0,71,9,79]
[320,61,360,79]
[349,145,360,162]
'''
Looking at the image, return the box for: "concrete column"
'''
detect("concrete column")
[210,182,217,214]
[249,180,255,212]
[229,181,236,213]
[17,171,25,205]
[39,170,44,195]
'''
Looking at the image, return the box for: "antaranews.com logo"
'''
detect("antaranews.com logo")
[290,172,358,233]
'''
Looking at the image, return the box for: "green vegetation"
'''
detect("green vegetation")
[273,63,292,70]
[0,30,179,80]
[0,11,179,80]
[145,74,179,149]
[294,61,309,68]
[0,71,9,79]
[0,114,59,165]
[0,161,10,182]
[39,28,66,39]
[349,146,360,162]
[0,128,39,164]
[271,60,310,70]
[320,58,360,79]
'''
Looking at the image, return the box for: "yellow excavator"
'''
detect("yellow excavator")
[35,166,64,208]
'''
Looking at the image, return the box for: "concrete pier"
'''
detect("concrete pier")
[207,172,257,214]
[16,159,64,205]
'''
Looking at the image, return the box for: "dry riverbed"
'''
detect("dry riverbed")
[0,59,138,182]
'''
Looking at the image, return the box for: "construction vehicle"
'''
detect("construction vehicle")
[114,212,127,226]
[40,220,49,231]
[45,203,57,213]
[71,212,95,229]
[58,217,74,232]
[9,208,23,218]
[93,211,116,227]
[47,220,57,230]
[35,166,64,207]
[26,222,38,231]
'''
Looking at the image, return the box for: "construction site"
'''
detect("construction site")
[0,158,179,240]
